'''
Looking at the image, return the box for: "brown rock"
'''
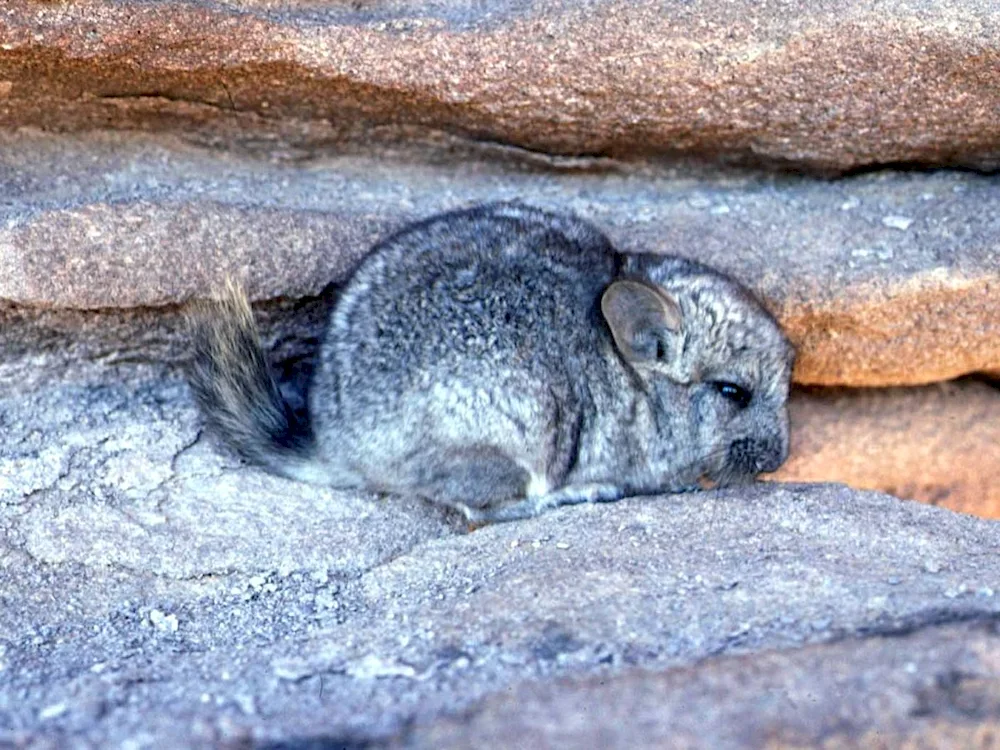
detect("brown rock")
[404,618,1000,750]
[1,131,997,387]
[773,380,1000,517]
[1,0,999,171]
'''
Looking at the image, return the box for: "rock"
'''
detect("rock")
[1,5,997,741]
[0,376,457,579]
[773,379,1000,518]
[2,131,998,387]
[1,0,999,172]
[0,291,330,397]
[4,479,1000,747]
[405,617,1000,749]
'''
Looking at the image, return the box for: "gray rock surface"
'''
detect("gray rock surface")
[0,375,455,580]
[2,363,999,747]
[2,131,998,386]
[406,617,1000,749]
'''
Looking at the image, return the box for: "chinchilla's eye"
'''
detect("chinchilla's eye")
[712,381,752,409]
[655,338,667,361]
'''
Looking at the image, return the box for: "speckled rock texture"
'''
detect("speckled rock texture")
[2,364,999,747]
[1,0,999,172]
[404,617,1000,749]
[774,379,1000,518]
[2,132,998,387]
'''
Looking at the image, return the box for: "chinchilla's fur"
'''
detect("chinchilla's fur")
[190,202,794,523]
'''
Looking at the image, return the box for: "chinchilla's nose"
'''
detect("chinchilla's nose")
[728,436,788,476]
[756,434,788,474]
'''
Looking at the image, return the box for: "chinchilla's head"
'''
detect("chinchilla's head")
[603,255,794,490]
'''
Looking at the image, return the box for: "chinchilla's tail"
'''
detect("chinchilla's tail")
[188,281,324,482]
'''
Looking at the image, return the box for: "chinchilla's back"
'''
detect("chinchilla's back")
[312,203,623,427]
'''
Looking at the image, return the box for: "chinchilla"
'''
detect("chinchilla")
[189,202,794,523]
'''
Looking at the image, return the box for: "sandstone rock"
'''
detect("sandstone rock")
[773,379,1000,518]
[405,617,1000,750]
[2,131,998,387]
[4,473,1000,747]
[1,0,999,172]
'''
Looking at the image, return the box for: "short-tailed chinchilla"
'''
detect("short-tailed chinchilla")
[190,202,794,523]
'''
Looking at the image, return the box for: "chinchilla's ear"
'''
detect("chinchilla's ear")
[601,280,683,366]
